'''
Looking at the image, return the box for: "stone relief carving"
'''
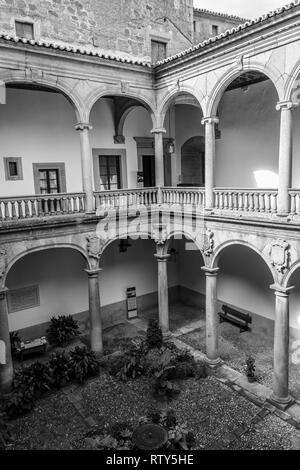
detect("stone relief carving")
[200,229,214,257]
[86,235,102,268]
[269,239,290,273]
[152,224,168,245]
[0,249,7,280]
[121,80,128,94]
[235,55,244,71]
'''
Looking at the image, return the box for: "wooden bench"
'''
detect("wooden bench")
[218,305,252,332]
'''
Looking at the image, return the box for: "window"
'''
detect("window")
[212,25,219,36]
[39,169,60,194]
[193,21,196,33]
[151,40,167,63]
[15,21,34,40]
[99,156,121,191]
[4,157,23,181]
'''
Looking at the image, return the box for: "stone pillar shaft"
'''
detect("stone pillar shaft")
[202,267,220,365]
[85,269,103,354]
[271,286,293,405]
[151,128,166,203]
[0,288,13,394]
[155,253,170,336]
[202,117,219,211]
[276,101,298,216]
[76,123,94,213]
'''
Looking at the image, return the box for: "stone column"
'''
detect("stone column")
[151,128,166,203]
[201,117,219,211]
[276,101,298,216]
[0,288,13,394]
[75,123,94,213]
[85,268,103,354]
[202,267,221,365]
[154,250,171,337]
[270,285,293,408]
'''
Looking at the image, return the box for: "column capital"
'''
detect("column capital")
[201,116,219,125]
[201,266,219,277]
[151,127,167,135]
[154,254,171,262]
[270,283,294,297]
[276,101,299,111]
[85,268,102,278]
[75,122,93,131]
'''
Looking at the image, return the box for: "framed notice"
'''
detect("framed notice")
[7,285,40,313]
[127,287,138,319]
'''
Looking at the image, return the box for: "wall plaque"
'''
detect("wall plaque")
[7,285,40,313]
[127,287,138,319]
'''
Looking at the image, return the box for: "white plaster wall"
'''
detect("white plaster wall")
[0,89,82,197]
[178,242,300,333]
[216,80,280,188]
[6,240,179,331]
[100,238,179,306]
[0,90,153,197]
[6,249,88,332]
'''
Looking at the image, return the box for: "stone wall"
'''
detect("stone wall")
[0,0,194,61]
[193,9,247,44]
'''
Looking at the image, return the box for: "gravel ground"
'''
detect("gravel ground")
[8,392,88,450]
[6,369,299,450]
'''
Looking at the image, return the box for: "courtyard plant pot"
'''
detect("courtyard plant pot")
[247,376,256,383]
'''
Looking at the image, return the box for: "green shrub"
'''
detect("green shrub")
[46,315,79,347]
[146,319,163,349]
[0,418,13,449]
[69,347,99,384]
[14,362,53,398]
[3,386,35,418]
[48,351,71,389]
[153,368,181,402]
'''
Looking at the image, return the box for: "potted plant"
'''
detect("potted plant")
[245,356,256,383]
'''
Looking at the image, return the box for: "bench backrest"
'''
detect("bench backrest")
[222,305,252,323]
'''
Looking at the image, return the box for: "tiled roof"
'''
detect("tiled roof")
[0,33,151,67]
[156,1,300,67]
[194,7,248,23]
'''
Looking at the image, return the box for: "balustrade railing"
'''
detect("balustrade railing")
[0,193,86,221]
[3,188,300,223]
[289,190,300,215]
[214,189,278,214]
[162,187,205,206]
[94,187,158,211]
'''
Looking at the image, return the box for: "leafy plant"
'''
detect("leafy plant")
[48,351,71,389]
[2,386,35,418]
[153,368,181,401]
[146,319,163,349]
[0,417,13,449]
[14,362,52,398]
[46,315,79,347]
[245,356,256,382]
[10,331,21,356]
[69,347,99,384]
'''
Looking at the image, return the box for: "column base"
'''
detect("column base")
[268,393,295,411]
[162,330,172,340]
[275,212,289,218]
[205,356,222,368]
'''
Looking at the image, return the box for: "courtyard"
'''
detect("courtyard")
[3,312,300,451]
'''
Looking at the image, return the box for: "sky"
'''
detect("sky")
[193,0,293,19]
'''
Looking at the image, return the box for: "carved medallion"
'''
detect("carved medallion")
[270,240,290,273]
[201,230,214,257]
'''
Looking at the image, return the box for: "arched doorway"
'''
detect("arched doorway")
[181,136,205,187]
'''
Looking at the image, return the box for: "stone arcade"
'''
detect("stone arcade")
[1,1,300,412]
